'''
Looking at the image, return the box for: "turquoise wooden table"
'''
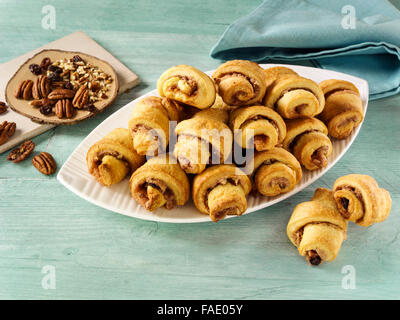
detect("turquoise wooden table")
[0,0,399,299]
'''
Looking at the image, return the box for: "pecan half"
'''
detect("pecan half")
[72,85,89,109]
[32,152,57,175]
[32,75,51,99]
[0,121,16,145]
[0,101,8,114]
[40,57,52,70]
[47,88,75,100]
[29,98,54,108]
[7,140,35,163]
[55,99,74,119]
[14,80,33,100]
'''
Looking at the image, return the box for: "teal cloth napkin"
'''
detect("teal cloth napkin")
[210,0,400,100]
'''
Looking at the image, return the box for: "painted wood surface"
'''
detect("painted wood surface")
[0,0,399,299]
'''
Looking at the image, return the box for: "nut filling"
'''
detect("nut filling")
[138,178,176,210]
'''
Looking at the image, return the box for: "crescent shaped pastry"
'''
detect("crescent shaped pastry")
[246,148,302,197]
[129,155,190,211]
[128,96,181,156]
[282,117,332,170]
[332,174,392,227]
[192,164,252,222]
[264,76,325,119]
[157,64,216,109]
[212,60,267,106]
[174,109,232,174]
[229,106,286,151]
[287,188,348,266]
[319,79,364,139]
[86,128,145,186]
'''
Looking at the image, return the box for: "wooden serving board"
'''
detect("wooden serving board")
[0,31,139,154]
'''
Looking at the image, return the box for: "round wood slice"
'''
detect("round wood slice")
[5,49,119,125]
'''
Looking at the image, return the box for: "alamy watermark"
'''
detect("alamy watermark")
[41,265,56,290]
[341,5,356,29]
[341,265,356,289]
[41,5,56,30]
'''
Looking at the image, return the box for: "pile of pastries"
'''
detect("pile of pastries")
[86,60,367,222]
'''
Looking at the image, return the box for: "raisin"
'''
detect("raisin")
[86,104,98,113]
[48,72,61,82]
[48,65,63,74]
[39,105,53,115]
[72,55,84,63]
[29,63,42,75]
[40,57,52,70]
[64,82,74,90]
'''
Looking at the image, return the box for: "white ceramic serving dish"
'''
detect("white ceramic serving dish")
[57,64,369,223]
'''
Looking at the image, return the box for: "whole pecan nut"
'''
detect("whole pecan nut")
[32,75,51,99]
[29,98,54,108]
[72,85,89,109]
[0,121,16,145]
[32,152,57,175]
[55,99,74,119]
[14,80,33,100]
[47,88,75,100]
[0,101,8,114]
[7,140,35,163]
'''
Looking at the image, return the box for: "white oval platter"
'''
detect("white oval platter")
[57,64,368,223]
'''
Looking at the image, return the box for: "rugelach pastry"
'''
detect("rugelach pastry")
[229,105,286,151]
[86,128,145,186]
[319,79,364,139]
[287,188,348,266]
[246,147,302,197]
[282,117,332,170]
[263,66,299,90]
[174,109,232,174]
[128,96,181,156]
[129,155,190,211]
[264,74,325,119]
[212,60,267,106]
[332,174,391,226]
[157,64,216,109]
[192,164,252,222]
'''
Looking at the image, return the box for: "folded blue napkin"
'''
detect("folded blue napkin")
[210,0,400,100]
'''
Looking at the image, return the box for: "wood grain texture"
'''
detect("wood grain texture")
[0,0,399,299]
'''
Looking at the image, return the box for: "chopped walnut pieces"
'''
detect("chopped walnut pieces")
[48,57,112,105]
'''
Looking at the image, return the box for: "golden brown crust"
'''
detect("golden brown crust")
[174,109,233,174]
[229,105,286,151]
[319,79,363,139]
[263,66,299,90]
[287,188,348,265]
[282,117,332,170]
[129,155,190,211]
[192,164,252,222]
[212,60,267,106]
[128,96,172,156]
[157,65,216,109]
[333,174,392,227]
[264,75,325,119]
[86,128,145,186]
[246,147,302,197]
